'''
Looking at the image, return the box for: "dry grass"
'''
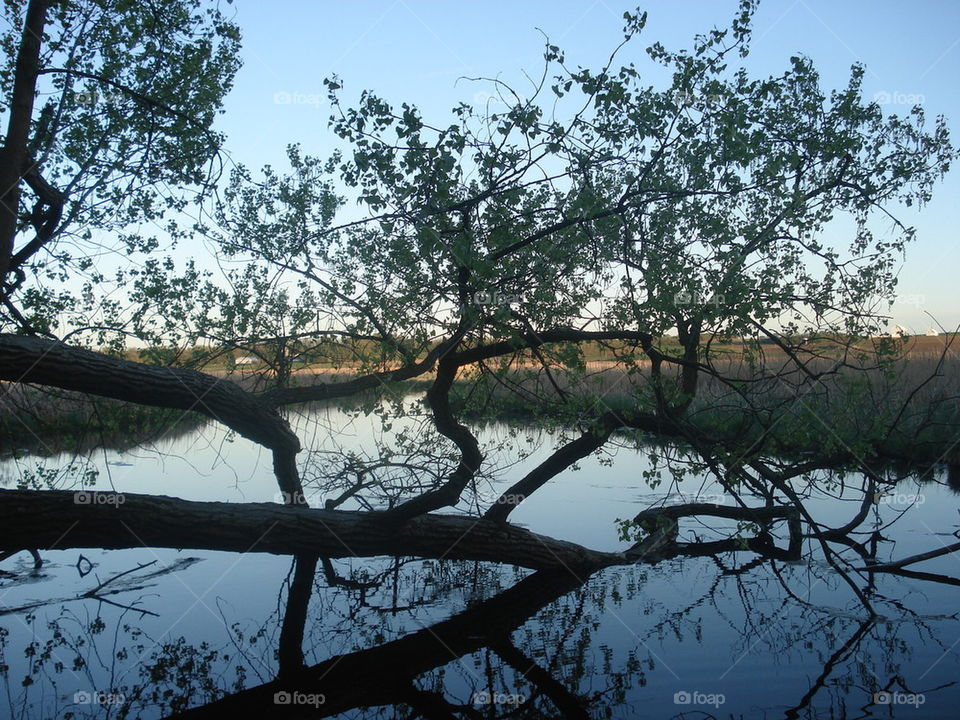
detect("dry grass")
[4,335,958,462]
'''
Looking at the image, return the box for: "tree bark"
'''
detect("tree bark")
[0,490,626,570]
[0,334,304,499]
[0,0,50,287]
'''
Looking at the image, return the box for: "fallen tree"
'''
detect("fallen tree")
[0,0,954,635]
[0,489,625,570]
[0,335,304,498]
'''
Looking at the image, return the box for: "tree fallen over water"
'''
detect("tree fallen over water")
[0,489,624,570]
[0,0,956,629]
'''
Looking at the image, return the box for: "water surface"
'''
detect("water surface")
[1,401,957,718]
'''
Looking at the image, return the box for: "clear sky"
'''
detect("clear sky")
[216,0,960,332]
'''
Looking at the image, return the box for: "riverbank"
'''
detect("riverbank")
[3,343,957,467]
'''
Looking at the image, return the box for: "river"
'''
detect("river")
[1,399,957,718]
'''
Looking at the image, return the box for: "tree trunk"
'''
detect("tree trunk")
[0,490,626,570]
[0,0,50,285]
[0,334,304,499]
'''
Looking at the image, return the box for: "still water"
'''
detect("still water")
[1,400,958,718]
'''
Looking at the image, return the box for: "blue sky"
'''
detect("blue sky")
[217,0,960,332]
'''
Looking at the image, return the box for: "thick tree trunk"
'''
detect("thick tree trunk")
[0,490,626,570]
[0,0,50,285]
[0,335,304,499]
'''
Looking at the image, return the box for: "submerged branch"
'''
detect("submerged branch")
[858,541,960,572]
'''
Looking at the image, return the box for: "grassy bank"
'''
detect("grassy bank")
[447,351,960,468]
[3,341,957,469]
[0,386,205,456]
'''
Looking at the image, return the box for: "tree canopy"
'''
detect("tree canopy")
[0,0,239,335]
